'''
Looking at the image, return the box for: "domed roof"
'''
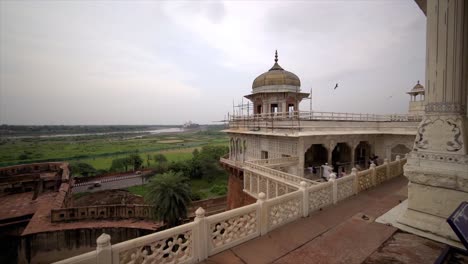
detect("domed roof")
[408,80,425,94]
[252,51,301,90]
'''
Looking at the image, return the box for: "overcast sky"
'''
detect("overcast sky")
[0,1,426,125]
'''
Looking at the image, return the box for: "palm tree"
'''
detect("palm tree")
[145,171,191,227]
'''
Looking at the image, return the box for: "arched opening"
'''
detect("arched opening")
[391,144,411,161]
[332,143,352,174]
[354,141,371,169]
[304,144,328,178]
[286,96,297,117]
[254,98,263,115]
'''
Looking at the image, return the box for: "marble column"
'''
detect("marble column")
[398,0,468,245]
[327,142,336,166]
[351,141,359,168]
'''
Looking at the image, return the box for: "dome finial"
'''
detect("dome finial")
[275,50,278,63]
[417,80,420,84]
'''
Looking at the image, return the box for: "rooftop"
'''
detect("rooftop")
[0,191,39,222]
[201,177,447,264]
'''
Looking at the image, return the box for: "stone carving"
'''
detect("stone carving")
[119,231,192,264]
[268,196,302,229]
[414,117,464,153]
[446,119,463,152]
[337,178,354,201]
[277,184,286,196]
[308,184,333,212]
[259,177,267,195]
[408,152,468,164]
[358,171,373,191]
[210,210,257,250]
[244,173,251,191]
[389,162,400,178]
[425,102,466,114]
[375,166,387,184]
[268,180,276,199]
[251,175,258,194]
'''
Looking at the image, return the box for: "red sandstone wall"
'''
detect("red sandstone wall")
[226,173,256,210]
[0,162,69,179]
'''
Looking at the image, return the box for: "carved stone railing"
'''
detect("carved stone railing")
[357,168,374,192]
[336,175,356,202]
[229,110,423,123]
[244,161,318,187]
[243,169,298,199]
[307,181,334,212]
[55,157,407,264]
[247,156,299,167]
[264,190,303,232]
[205,203,260,255]
[219,157,243,168]
[51,204,154,222]
[112,221,197,264]
[357,157,407,192]
[388,161,399,178]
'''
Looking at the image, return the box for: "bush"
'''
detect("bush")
[190,191,203,201]
[70,162,97,177]
[209,184,227,196]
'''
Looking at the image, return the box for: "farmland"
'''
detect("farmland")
[0,126,228,170]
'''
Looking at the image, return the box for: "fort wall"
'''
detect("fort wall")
[226,172,256,210]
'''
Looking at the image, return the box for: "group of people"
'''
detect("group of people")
[320,163,347,181]
[309,154,380,181]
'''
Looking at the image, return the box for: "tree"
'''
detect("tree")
[190,145,228,182]
[145,172,191,227]
[128,154,143,171]
[153,154,168,164]
[110,157,131,172]
[70,162,97,177]
[146,154,151,168]
[192,148,199,158]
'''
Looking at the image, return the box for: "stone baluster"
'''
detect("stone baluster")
[249,174,253,193]
[96,233,112,264]
[370,163,376,187]
[275,182,278,197]
[257,192,267,236]
[257,175,260,194]
[351,168,358,194]
[266,178,270,199]
[243,173,247,192]
[384,158,389,181]
[194,207,207,261]
[299,181,309,217]
[395,155,401,176]
[328,173,337,204]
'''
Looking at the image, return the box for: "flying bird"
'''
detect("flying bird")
[334,83,338,90]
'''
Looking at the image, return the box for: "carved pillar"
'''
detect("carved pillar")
[297,137,305,177]
[351,141,359,168]
[327,141,336,166]
[398,0,468,245]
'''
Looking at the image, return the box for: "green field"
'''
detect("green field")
[1,127,230,200]
[0,129,228,170]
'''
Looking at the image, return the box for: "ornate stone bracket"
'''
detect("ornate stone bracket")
[413,116,465,154]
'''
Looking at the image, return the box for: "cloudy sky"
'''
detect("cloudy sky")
[0,1,426,125]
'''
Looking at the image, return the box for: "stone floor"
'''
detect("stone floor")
[200,176,456,264]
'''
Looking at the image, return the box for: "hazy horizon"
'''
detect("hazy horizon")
[0,1,426,125]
